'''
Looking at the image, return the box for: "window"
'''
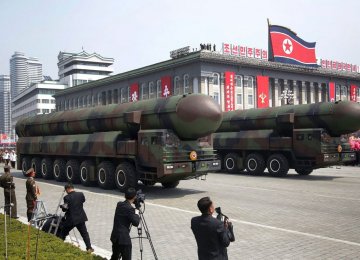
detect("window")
[157,80,162,98]
[51,99,56,104]
[78,97,82,107]
[213,92,220,103]
[121,87,129,103]
[87,95,91,106]
[183,74,190,94]
[42,99,49,103]
[212,73,220,105]
[235,75,243,108]
[141,83,148,100]
[113,89,119,104]
[107,90,112,104]
[336,85,341,101]
[341,85,348,101]
[149,82,155,99]
[213,74,219,85]
[73,98,77,109]
[244,76,254,107]
[174,76,181,95]
[43,109,50,114]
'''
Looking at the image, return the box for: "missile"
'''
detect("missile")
[217,101,360,136]
[16,94,222,140]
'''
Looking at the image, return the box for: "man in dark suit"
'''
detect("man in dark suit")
[191,197,235,260]
[59,183,94,252]
[110,187,140,260]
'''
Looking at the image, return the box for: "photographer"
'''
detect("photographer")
[59,183,94,253]
[191,197,235,260]
[110,187,140,260]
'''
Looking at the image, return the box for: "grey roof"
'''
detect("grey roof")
[54,50,360,97]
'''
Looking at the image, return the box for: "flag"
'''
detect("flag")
[161,76,172,97]
[256,75,269,108]
[130,83,139,102]
[268,24,317,67]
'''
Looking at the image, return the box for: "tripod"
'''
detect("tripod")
[135,207,158,260]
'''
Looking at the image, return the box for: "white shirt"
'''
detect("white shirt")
[10,153,16,162]
[3,152,9,160]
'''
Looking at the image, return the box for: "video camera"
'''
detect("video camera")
[215,207,235,242]
[60,203,69,212]
[134,190,145,209]
[215,207,229,222]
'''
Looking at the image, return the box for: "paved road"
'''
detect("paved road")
[2,166,360,259]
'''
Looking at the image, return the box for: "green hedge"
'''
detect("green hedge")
[0,214,106,260]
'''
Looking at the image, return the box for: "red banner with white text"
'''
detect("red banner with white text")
[350,85,357,102]
[130,83,139,102]
[256,75,269,108]
[329,82,335,102]
[224,72,235,111]
[161,76,172,97]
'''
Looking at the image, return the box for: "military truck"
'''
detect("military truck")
[214,101,360,177]
[16,94,222,191]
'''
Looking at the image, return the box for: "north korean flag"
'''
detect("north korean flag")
[269,25,317,67]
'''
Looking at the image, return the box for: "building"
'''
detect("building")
[12,81,67,133]
[0,75,11,137]
[58,50,114,88]
[54,48,360,112]
[10,52,43,99]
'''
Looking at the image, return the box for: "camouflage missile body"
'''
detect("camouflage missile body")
[16,94,222,191]
[214,101,360,177]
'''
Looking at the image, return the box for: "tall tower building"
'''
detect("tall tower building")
[0,75,11,137]
[10,52,43,99]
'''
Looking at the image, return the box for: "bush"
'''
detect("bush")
[0,214,105,260]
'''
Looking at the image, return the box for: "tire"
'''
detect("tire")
[65,160,81,184]
[223,153,241,173]
[21,157,31,177]
[41,158,54,179]
[53,159,66,182]
[295,168,313,176]
[267,154,289,177]
[31,157,42,178]
[80,160,96,186]
[162,180,180,188]
[97,161,115,190]
[245,153,266,175]
[115,162,138,192]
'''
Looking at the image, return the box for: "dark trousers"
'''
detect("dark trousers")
[4,189,17,218]
[111,243,132,260]
[60,222,92,250]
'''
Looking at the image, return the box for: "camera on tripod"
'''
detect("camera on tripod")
[134,190,145,209]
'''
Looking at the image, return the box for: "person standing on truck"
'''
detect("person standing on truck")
[25,168,40,221]
[0,165,17,218]
[110,187,140,260]
[191,197,235,260]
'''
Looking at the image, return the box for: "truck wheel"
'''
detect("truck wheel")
[162,180,180,188]
[31,157,42,178]
[223,153,240,173]
[115,162,137,192]
[22,157,31,176]
[267,154,289,177]
[53,159,66,182]
[295,168,313,176]
[66,160,81,184]
[245,153,266,175]
[80,160,96,186]
[97,161,115,190]
[41,158,53,179]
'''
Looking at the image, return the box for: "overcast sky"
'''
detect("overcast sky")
[1,0,359,78]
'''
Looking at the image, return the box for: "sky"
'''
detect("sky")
[1,0,360,78]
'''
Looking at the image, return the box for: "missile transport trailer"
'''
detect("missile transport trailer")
[16,94,222,191]
[214,101,360,177]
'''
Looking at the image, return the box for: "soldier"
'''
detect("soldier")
[25,168,39,221]
[0,165,17,218]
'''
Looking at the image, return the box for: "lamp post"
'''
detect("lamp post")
[280,88,294,105]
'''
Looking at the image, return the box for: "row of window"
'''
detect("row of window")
[13,99,56,114]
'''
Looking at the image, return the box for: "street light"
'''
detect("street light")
[280,88,294,105]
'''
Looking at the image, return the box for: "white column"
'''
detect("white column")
[301,81,307,104]
[293,81,299,105]
[274,78,279,107]
[309,82,315,104]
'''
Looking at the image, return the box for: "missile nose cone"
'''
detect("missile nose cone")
[175,94,223,139]
[332,101,360,135]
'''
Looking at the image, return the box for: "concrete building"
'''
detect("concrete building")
[58,50,114,88]
[12,81,66,133]
[10,52,43,99]
[0,75,11,136]
[54,48,360,112]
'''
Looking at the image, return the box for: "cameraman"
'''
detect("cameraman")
[59,183,94,253]
[110,187,140,260]
[191,197,235,260]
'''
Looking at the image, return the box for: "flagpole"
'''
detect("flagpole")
[267,18,274,62]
